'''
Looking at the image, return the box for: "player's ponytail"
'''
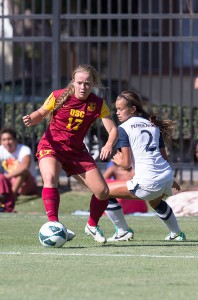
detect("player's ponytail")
[45,85,74,123]
[119,90,176,144]
[142,108,175,144]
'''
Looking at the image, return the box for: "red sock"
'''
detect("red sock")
[88,194,108,227]
[42,187,60,221]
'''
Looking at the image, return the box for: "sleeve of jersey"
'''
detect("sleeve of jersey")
[99,100,111,118]
[159,133,165,148]
[116,127,130,149]
[43,92,56,112]
[20,145,31,156]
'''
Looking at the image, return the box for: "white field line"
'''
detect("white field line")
[0,252,198,259]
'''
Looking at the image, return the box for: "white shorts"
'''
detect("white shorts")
[126,180,173,201]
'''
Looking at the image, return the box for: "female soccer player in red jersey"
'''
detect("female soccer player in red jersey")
[22,64,118,243]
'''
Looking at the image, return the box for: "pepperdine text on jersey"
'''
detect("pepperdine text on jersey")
[130,122,155,129]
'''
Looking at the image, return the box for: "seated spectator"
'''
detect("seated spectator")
[0,128,37,212]
[103,161,148,214]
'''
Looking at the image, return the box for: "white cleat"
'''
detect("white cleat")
[107,228,134,242]
[67,229,76,241]
[165,231,186,241]
[85,224,106,244]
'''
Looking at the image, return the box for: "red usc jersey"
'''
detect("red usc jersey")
[37,89,110,154]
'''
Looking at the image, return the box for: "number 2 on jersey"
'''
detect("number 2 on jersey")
[141,129,156,152]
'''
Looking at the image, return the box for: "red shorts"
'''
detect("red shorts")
[36,148,97,176]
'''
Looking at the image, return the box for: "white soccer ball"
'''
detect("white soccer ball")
[39,221,68,248]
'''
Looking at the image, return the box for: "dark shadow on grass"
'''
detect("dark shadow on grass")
[61,245,108,249]
[62,243,110,249]
[62,246,87,249]
[57,242,198,250]
[103,241,198,247]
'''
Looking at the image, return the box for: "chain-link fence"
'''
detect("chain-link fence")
[1,0,198,181]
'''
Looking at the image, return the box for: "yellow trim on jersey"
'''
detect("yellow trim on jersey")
[99,100,110,118]
[43,93,56,112]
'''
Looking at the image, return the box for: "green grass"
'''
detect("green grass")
[0,191,198,300]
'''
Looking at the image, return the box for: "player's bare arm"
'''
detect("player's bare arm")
[23,92,55,126]
[23,106,49,127]
[112,147,132,170]
[100,116,118,160]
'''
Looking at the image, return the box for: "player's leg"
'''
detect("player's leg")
[124,179,186,241]
[74,168,131,244]
[100,181,136,242]
[149,196,186,241]
[105,178,133,240]
[108,180,186,241]
[39,157,62,222]
[105,198,134,242]
[73,168,109,243]
[108,180,139,199]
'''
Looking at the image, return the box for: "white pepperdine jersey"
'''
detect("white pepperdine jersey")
[117,116,174,186]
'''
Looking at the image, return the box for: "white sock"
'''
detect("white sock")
[154,200,180,235]
[105,199,129,234]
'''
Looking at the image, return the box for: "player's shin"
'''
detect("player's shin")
[42,187,60,222]
[87,194,108,226]
[105,198,129,233]
[154,200,180,235]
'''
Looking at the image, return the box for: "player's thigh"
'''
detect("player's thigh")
[108,181,138,199]
[39,157,62,187]
[73,168,109,200]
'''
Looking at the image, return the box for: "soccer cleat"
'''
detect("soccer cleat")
[107,228,134,242]
[53,222,76,242]
[165,231,186,241]
[85,224,106,243]
[67,229,76,241]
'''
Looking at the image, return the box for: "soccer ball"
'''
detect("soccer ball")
[39,222,68,248]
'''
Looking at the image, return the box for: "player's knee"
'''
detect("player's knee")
[96,185,109,200]
[42,172,58,187]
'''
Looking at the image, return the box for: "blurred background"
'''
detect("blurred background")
[1,0,198,182]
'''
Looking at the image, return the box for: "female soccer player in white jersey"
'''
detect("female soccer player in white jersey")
[106,90,186,242]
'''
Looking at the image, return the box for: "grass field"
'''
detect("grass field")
[1,191,198,300]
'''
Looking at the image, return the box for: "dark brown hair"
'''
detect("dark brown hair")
[0,128,17,140]
[117,90,176,144]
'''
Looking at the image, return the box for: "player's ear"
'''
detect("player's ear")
[131,106,137,114]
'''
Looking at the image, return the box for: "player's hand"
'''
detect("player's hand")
[111,151,123,166]
[172,180,180,191]
[100,144,113,160]
[22,115,32,127]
